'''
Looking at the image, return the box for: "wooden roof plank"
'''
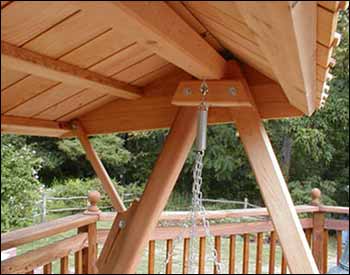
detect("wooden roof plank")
[236,2,317,115]
[107,1,226,79]
[1,41,142,100]
[317,5,339,47]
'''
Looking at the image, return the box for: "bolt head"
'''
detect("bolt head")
[228,87,237,96]
[183,87,192,96]
[119,219,126,229]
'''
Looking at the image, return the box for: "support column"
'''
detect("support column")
[233,109,319,274]
[73,120,126,212]
[98,107,198,274]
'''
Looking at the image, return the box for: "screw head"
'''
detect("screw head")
[119,219,126,229]
[183,87,192,96]
[228,87,237,96]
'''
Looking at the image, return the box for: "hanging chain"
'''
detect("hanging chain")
[160,80,222,274]
[188,150,223,274]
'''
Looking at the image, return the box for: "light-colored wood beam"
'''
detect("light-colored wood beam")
[1,41,142,100]
[1,115,71,137]
[72,120,126,213]
[97,107,198,273]
[236,2,317,115]
[233,109,319,274]
[105,1,226,79]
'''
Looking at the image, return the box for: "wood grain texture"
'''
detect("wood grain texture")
[1,234,88,274]
[74,121,126,212]
[236,2,317,115]
[1,42,142,99]
[1,214,96,251]
[97,107,197,273]
[233,109,319,274]
[172,80,252,107]
[108,1,226,79]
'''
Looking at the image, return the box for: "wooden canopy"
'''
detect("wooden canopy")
[1,1,345,137]
[1,2,347,274]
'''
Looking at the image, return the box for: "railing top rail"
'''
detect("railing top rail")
[99,205,320,222]
[319,205,349,215]
[1,214,97,252]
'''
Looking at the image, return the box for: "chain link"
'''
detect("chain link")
[160,80,222,274]
[188,151,223,274]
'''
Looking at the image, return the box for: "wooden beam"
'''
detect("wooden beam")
[72,121,126,213]
[106,1,226,79]
[1,41,142,100]
[233,109,319,274]
[172,80,253,107]
[236,2,317,115]
[97,107,197,273]
[1,115,71,137]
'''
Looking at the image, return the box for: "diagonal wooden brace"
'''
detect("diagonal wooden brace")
[97,107,198,274]
[73,120,126,212]
[232,109,319,274]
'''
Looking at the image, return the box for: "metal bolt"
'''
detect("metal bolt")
[119,219,126,229]
[200,81,209,96]
[228,87,237,96]
[183,87,192,96]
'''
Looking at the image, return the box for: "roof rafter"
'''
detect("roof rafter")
[100,1,226,79]
[1,115,72,137]
[236,1,317,115]
[1,41,142,100]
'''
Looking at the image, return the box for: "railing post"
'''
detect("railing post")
[311,188,325,273]
[78,191,100,274]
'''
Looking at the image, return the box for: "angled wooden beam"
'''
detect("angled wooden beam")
[106,1,226,79]
[97,107,198,273]
[232,109,319,274]
[1,115,71,137]
[236,2,317,115]
[1,41,142,100]
[72,120,126,213]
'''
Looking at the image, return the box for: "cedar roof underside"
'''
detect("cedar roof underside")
[1,1,345,137]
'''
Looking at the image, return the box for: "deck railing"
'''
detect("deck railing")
[1,189,348,274]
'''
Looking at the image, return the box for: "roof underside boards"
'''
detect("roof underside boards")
[0,1,345,137]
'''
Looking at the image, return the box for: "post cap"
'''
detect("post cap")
[85,190,101,215]
[311,188,322,206]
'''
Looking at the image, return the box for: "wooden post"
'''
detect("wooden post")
[233,109,319,274]
[79,191,100,274]
[97,107,198,274]
[73,120,126,212]
[311,188,325,273]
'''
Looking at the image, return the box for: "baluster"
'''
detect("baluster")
[148,240,156,274]
[199,237,206,274]
[166,239,173,274]
[305,229,312,247]
[60,256,69,274]
[323,230,329,274]
[242,234,250,274]
[281,252,287,274]
[336,231,342,265]
[43,263,52,274]
[256,232,263,274]
[214,236,221,274]
[75,250,83,274]
[269,231,277,274]
[229,235,236,274]
[183,238,190,274]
